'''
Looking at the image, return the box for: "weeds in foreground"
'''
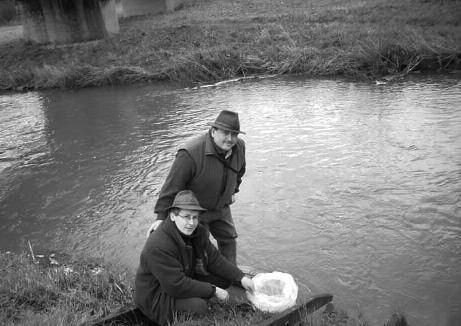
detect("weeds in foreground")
[0,251,133,326]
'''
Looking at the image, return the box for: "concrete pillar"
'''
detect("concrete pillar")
[17,0,119,44]
[165,0,183,13]
[100,0,119,34]
[0,0,18,23]
[115,0,123,17]
[120,0,184,18]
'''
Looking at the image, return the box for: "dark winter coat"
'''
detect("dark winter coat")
[134,218,244,325]
[154,131,246,220]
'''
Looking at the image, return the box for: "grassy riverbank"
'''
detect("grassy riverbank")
[0,250,271,326]
[1,250,260,326]
[0,0,460,91]
[2,250,398,326]
[0,251,133,326]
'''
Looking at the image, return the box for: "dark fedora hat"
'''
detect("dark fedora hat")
[207,110,246,134]
[167,190,207,211]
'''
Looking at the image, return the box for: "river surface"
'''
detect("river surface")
[1,75,460,325]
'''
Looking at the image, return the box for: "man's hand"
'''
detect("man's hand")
[241,276,255,294]
[146,220,163,238]
[215,287,229,302]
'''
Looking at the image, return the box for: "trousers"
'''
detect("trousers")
[199,206,238,265]
[174,274,232,315]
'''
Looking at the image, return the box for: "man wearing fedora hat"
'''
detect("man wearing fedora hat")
[136,190,254,325]
[149,110,246,265]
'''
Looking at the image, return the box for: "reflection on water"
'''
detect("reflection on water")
[0,75,460,326]
[0,93,47,173]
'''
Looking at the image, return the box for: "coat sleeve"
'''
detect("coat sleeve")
[204,238,244,282]
[144,244,215,299]
[234,139,246,194]
[154,150,196,220]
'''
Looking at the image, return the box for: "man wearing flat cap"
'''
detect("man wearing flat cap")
[149,110,246,265]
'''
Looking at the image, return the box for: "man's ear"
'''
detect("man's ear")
[169,211,175,222]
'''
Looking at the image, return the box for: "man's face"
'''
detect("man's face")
[171,208,200,235]
[211,128,238,151]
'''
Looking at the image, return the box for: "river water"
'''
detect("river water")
[0,75,460,325]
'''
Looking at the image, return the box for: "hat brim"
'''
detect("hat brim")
[207,122,246,134]
[167,204,207,211]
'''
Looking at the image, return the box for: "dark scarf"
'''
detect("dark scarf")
[179,230,209,276]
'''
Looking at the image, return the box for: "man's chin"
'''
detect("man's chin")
[222,144,234,151]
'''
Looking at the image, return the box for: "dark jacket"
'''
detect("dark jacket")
[135,218,244,325]
[154,131,246,220]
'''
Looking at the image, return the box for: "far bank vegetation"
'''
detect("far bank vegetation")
[0,0,459,91]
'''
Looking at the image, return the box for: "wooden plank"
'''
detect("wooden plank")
[85,267,327,326]
[86,294,333,326]
[256,293,333,326]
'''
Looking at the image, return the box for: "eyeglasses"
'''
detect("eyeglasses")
[177,213,199,222]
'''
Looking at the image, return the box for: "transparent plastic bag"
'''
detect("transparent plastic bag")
[246,271,298,313]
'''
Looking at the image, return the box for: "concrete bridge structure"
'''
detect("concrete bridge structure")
[119,0,184,18]
[0,0,17,23]
[17,0,119,44]
[16,0,185,45]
